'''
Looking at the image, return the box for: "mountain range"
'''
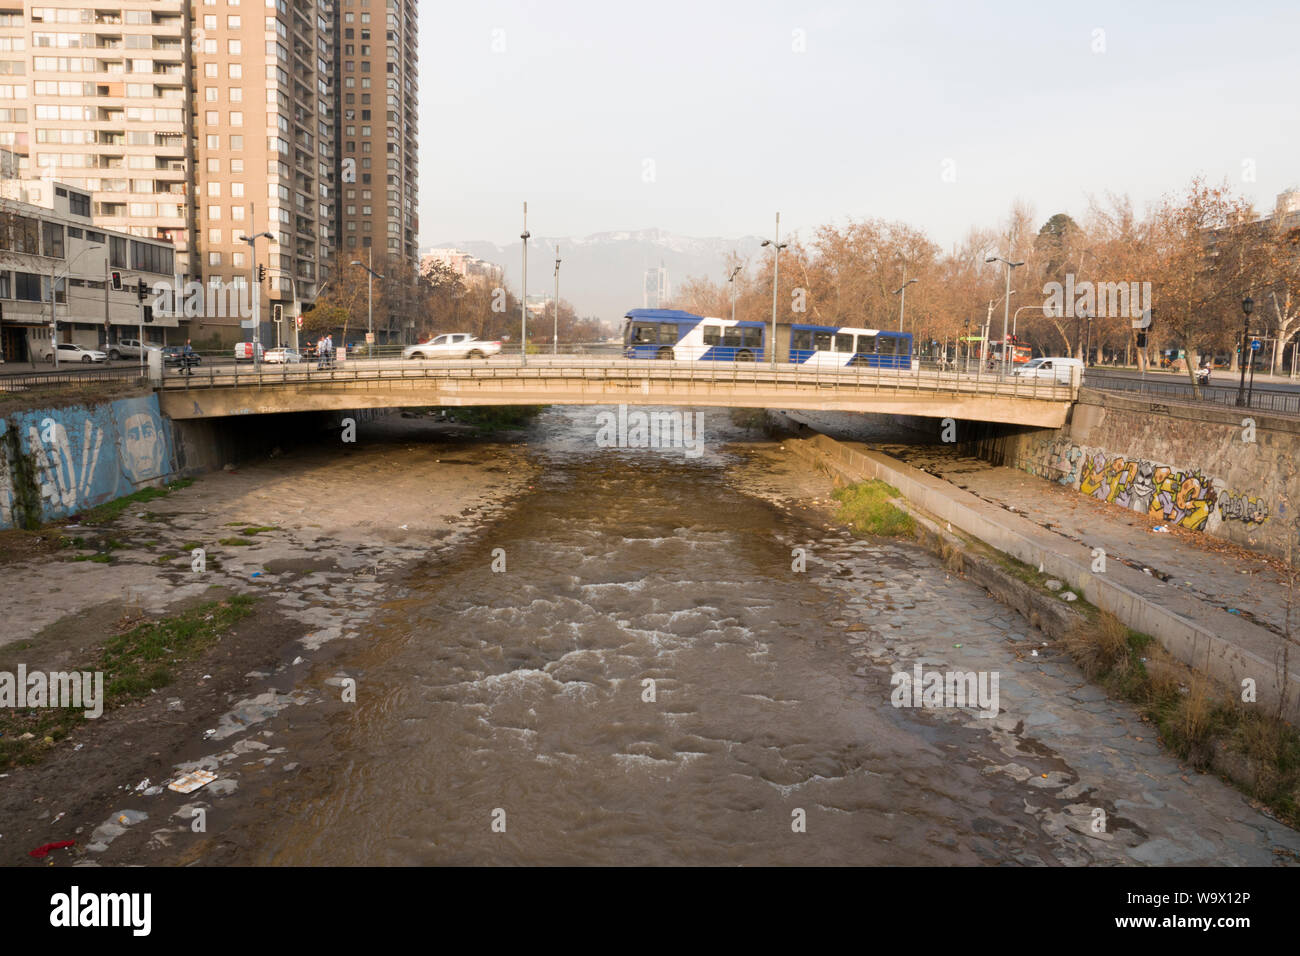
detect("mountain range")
[431,228,767,328]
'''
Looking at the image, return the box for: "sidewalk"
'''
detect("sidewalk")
[882,443,1298,641]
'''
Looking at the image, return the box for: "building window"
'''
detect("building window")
[209,251,222,266]
[42,220,64,258]
[208,182,221,197]
[14,272,42,301]
[68,191,89,217]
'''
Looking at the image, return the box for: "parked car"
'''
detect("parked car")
[45,342,108,364]
[402,333,501,360]
[264,347,303,364]
[107,338,158,360]
[1010,356,1084,384]
[160,346,201,368]
[233,342,264,362]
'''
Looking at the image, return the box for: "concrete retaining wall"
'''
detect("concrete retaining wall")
[987,389,1299,561]
[786,432,1300,723]
[1,394,387,528]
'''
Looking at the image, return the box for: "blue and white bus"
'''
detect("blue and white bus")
[622,309,914,369]
[623,309,766,361]
[786,324,912,369]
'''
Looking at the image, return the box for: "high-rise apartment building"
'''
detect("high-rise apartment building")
[334,0,417,285]
[0,0,418,346]
[190,0,335,345]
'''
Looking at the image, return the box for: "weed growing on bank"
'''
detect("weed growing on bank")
[834,480,916,538]
[81,478,194,525]
[0,594,256,770]
[1064,610,1300,828]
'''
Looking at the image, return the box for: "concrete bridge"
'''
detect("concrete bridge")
[156,356,1079,427]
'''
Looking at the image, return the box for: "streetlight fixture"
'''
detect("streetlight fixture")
[350,249,384,355]
[727,263,742,324]
[49,242,104,370]
[985,255,1024,378]
[1237,296,1253,406]
[239,230,274,369]
[553,245,561,356]
[760,213,788,365]
[893,276,917,333]
[519,201,530,366]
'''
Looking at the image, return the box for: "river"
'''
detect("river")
[204,406,1299,865]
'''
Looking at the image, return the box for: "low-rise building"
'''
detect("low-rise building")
[0,179,178,363]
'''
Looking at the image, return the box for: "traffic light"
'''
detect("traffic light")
[136,279,148,302]
[110,271,122,291]
[272,303,284,323]
[258,264,266,283]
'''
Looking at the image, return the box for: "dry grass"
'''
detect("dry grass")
[1062,610,1300,827]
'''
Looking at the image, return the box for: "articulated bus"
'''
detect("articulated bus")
[624,309,767,361]
[622,309,914,368]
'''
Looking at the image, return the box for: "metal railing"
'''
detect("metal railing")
[0,365,146,392]
[157,353,1079,403]
[1085,371,1300,417]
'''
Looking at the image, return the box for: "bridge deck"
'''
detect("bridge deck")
[156,357,1077,427]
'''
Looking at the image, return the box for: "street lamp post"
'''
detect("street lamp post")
[553,245,561,356]
[986,255,1024,378]
[728,263,742,324]
[760,213,787,365]
[349,251,384,356]
[239,230,274,370]
[1237,297,1253,407]
[893,276,917,333]
[49,242,105,370]
[520,202,530,366]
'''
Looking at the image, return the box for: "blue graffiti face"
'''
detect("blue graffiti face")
[112,396,169,485]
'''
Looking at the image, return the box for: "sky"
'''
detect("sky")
[417,0,1300,252]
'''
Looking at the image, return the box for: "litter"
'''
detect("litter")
[1227,608,1241,615]
[167,770,217,794]
[28,840,75,859]
[251,571,262,578]
[1152,525,1170,533]
[953,643,963,648]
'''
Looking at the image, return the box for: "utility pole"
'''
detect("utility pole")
[553,245,560,356]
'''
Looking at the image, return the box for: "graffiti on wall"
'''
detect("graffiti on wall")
[0,395,177,528]
[1021,437,1268,535]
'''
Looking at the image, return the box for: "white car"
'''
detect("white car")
[402,333,501,360]
[46,343,108,364]
[263,347,303,364]
[107,338,159,360]
[1011,356,1084,385]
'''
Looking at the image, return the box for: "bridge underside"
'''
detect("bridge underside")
[159,379,1070,427]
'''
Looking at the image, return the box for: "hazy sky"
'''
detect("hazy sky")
[417,0,1299,250]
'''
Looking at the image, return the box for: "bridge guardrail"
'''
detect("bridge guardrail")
[156,354,1078,403]
[1085,371,1300,417]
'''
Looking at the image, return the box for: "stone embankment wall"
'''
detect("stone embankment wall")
[963,389,1299,561]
